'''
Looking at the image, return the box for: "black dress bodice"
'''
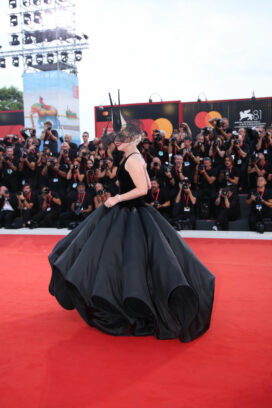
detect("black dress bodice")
[116,152,146,208]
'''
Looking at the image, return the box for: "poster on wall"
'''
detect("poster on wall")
[23,70,80,145]
[182,97,272,138]
[95,101,182,140]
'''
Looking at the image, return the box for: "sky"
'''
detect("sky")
[0,0,271,138]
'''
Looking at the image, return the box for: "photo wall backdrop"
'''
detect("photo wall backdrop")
[95,101,182,140]
[23,70,80,146]
[182,97,272,137]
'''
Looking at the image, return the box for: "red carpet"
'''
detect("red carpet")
[0,235,271,408]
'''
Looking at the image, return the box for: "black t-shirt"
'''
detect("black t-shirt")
[20,191,38,214]
[19,152,38,187]
[218,165,240,188]
[1,156,19,192]
[171,164,193,184]
[151,144,169,164]
[148,167,167,188]
[198,167,217,190]
[213,126,232,137]
[232,143,249,166]
[247,188,272,217]
[43,129,58,155]
[70,191,93,210]
[145,188,169,205]
[175,190,197,216]
[218,192,240,214]
[38,191,61,212]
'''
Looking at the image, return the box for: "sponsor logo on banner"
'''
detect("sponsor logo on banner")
[234,109,266,129]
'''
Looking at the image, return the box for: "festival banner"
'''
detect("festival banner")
[182,97,272,138]
[23,70,80,146]
[95,101,182,140]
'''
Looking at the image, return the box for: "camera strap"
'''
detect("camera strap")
[257,188,265,199]
[47,196,52,209]
[183,193,190,207]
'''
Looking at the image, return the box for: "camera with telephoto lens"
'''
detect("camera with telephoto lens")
[101,160,108,171]
[170,136,177,144]
[153,162,159,167]
[163,161,173,173]
[255,192,262,204]
[4,189,9,194]
[47,126,52,131]
[198,141,203,147]
[222,188,228,196]
[0,145,5,152]
[221,169,229,178]
[63,149,68,155]
[74,201,82,216]
[97,189,105,195]
[153,200,160,208]
[199,164,205,171]
[16,191,22,196]
[183,178,189,190]
[3,154,10,161]
[73,164,78,171]
[88,169,94,175]
[82,151,87,157]
[216,119,223,128]
[250,153,258,163]
[202,127,211,136]
[49,158,55,167]
[12,135,19,142]
[43,188,49,195]
[22,152,27,159]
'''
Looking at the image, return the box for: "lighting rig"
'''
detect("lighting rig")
[0,0,89,74]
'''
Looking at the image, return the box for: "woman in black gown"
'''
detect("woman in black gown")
[48,119,215,343]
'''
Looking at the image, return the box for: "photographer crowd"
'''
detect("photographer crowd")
[0,117,272,232]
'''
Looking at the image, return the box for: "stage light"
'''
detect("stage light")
[75,35,82,41]
[60,51,68,63]
[0,58,6,68]
[26,55,33,66]
[75,50,82,61]
[12,56,19,67]
[34,11,42,24]
[33,0,41,5]
[44,0,51,4]
[22,0,31,6]
[36,54,43,65]
[9,0,17,8]
[24,33,33,44]
[83,34,88,40]
[10,14,18,26]
[10,34,20,46]
[47,53,54,64]
[23,13,32,25]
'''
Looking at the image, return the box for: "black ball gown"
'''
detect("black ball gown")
[49,152,215,342]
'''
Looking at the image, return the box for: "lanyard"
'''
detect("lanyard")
[73,173,78,182]
[257,188,265,198]
[151,189,160,202]
[175,167,181,177]
[47,197,52,208]
[27,192,31,202]
[78,192,86,205]
[183,193,190,206]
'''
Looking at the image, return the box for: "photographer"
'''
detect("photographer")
[181,136,199,170]
[151,130,169,163]
[208,136,226,170]
[40,120,58,156]
[58,142,75,165]
[227,133,249,192]
[145,178,171,219]
[64,134,77,155]
[213,187,240,231]
[0,146,19,193]
[20,127,40,149]
[93,183,111,209]
[85,159,99,194]
[139,138,154,166]
[11,134,23,157]
[171,153,194,186]
[255,127,272,159]
[201,127,213,154]
[0,186,18,228]
[78,131,97,152]
[194,157,217,218]
[248,152,270,189]
[179,122,192,140]
[31,186,61,228]
[218,156,240,190]
[168,132,183,163]
[171,178,197,230]
[209,117,232,140]
[10,184,38,228]
[148,157,168,189]
[18,145,38,191]
[59,182,93,229]
[97,157,119,195]
[193,134,206,159]
[246,176,272,232]
[66,159,85,192]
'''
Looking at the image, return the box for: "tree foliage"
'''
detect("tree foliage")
[0,86,24,111]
